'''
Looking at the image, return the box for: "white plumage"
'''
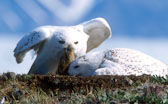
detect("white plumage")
[68,48,168,77]
[0,97,5,104]
[14,18,111,74]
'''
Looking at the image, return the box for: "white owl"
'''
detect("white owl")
[14,18,111,74]
[68,48,168,77]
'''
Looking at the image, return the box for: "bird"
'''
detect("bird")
[68,48,168,77]
[14,17,111,74]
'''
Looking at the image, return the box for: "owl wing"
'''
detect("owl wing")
[81,17,112,52]
[14,26,51,63]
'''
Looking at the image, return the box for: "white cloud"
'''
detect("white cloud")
[1,10,22,31]
[0,4,22,31]
[15,0,48,25]
[37,0,95,24]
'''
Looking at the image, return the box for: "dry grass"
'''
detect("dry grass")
[0,73,168,103]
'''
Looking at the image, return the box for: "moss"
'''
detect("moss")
[0,73,168,103]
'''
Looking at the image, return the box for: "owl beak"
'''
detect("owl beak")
[66,44,73,51]
[64,44,75,63]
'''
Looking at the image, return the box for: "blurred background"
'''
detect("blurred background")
[0,0,168,74]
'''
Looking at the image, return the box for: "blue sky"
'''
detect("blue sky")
[0,0,168,37]
[1,0,168,74]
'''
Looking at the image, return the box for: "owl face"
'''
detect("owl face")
[68,50,106,76]
[68,56,93,76]
[50,27,89,58]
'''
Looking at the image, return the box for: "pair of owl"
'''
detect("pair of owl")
[14,18,168,77]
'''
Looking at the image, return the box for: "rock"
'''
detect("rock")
[16,74,22,81]
[6,72,16,79]
[1,74,8,81]
[125,77,133,85]
[11,85,25,100]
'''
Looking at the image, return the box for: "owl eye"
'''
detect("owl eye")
[74,41,78,44]
[74,65,80,68]
[58,40,65,44]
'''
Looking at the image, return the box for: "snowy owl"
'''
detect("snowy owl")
[14,17,111,74]
[68,48,168,77]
